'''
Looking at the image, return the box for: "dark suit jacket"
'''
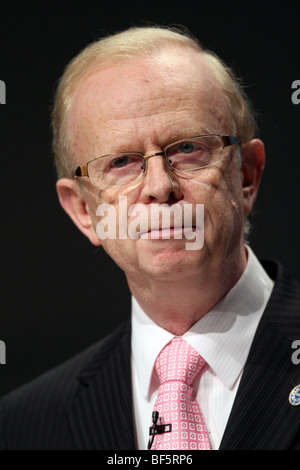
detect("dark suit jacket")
[0,260,300,450]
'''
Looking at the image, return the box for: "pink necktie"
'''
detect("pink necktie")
[149,337,211,450]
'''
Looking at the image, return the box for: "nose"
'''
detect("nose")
[140,153,183,204]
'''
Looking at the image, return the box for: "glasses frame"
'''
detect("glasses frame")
[74,134,239,184]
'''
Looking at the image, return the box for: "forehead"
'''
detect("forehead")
[68,48,229,156]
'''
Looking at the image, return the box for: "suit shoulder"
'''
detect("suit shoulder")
[261,260,300,328]
[0,322,130,433]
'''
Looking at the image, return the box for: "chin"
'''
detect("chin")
[137,241,207,278]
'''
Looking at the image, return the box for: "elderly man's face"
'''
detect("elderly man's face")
[58,47,263,287]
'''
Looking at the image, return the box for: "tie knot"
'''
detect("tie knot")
[155,337,206,386]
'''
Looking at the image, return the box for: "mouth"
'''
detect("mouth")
[139,226,198,240]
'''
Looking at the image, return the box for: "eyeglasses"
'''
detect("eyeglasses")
[74,134,239,189]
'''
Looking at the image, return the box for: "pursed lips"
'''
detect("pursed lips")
[139,225,198,239]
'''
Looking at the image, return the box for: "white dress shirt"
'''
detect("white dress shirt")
[131,246,274,450]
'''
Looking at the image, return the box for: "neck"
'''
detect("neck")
[127,245,248,336]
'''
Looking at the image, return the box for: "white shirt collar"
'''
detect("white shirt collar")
[131,246,274,399]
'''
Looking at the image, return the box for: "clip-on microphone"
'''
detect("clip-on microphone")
[147,411,172,450]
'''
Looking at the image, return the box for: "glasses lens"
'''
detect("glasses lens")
[88,153,144,187]
[166,135,223,171]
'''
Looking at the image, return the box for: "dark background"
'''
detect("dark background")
[1,1,299,395]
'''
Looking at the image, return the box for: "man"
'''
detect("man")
[0,25,299,450]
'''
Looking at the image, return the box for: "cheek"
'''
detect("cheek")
[88,187,139,263]
[182,167,244,230]
[85,185,121,227]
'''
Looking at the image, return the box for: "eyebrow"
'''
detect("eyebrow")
[92,126,216,159]
[168,126,214,142]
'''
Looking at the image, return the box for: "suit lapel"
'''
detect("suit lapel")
[68,321,136,450]
[220,261,300,450]
[66,260,300,450]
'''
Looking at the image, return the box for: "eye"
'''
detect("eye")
[178,141,197,154]
[112,155,130,168]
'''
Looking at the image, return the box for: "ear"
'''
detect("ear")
[241,139,265,215]
[56,178,101,246]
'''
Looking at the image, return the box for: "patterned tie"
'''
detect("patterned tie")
[149,337,211,450]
